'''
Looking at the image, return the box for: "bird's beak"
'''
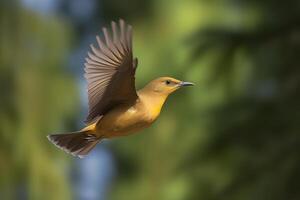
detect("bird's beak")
[179,81,195,87]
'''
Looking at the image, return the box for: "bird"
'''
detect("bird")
[47,19,194,158]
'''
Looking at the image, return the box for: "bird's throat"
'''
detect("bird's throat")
[138,92,168,120]
[150,98,166,117]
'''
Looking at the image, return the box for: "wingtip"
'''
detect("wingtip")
[119,18,125,23]
[118,18,131,27]
[96,35,103,45]
[111,20,117,27]
[102,27,108,36]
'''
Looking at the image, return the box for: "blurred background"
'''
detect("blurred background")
[1,0,300,199]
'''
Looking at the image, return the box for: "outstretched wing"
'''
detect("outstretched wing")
[84,19,138,124]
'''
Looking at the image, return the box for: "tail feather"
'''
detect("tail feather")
[47,131,100,158]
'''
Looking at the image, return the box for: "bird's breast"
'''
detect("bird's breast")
[95,102,155,138]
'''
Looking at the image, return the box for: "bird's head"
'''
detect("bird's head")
[144,77,194,96]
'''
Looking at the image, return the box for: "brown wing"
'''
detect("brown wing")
[84,19,138,124]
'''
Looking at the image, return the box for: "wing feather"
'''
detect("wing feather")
[84,19,138,124]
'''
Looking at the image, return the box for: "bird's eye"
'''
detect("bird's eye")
[165,80,171,85]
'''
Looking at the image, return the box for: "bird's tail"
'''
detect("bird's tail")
[47,130,101,158]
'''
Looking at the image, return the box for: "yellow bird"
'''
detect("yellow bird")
[47,19,194,158]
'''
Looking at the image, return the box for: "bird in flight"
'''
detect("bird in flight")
[48,19,194,158]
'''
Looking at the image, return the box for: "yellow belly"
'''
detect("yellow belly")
[94,104,154,138]
[85,94,166,139]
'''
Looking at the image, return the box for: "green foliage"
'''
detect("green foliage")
[104,0,300,200]
[0,3,78,200]
[1,0,299,199]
